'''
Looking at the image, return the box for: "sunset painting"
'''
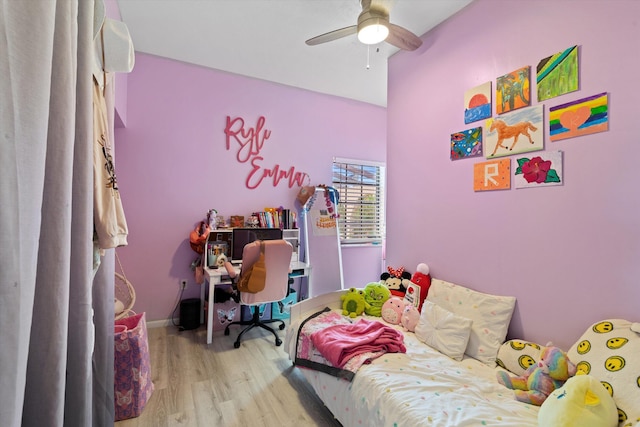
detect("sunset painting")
[464,81,491,124]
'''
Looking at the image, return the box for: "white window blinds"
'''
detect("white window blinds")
[332,157,386,244]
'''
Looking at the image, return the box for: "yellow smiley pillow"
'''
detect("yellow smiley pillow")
[567,319,640,427]
[496,339,545,376]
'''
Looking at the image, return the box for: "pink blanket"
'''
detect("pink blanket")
[310,318,406,369]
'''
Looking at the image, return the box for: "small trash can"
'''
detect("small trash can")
[180,298,201,330]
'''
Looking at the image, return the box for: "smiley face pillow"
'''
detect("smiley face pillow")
[567,319,640,427]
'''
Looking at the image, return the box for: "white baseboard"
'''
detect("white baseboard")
[146,318,180,329]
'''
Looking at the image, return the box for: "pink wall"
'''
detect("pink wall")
[387,0,640,350]
[114,54,385,322]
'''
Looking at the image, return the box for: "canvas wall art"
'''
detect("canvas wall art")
[473,158,510,192]
[484,105,544,158]
[514,151,563,189]
[451,127,483,160]
[549,92,608,141]
[464,81,492,124]
[536,45,579,101]
[496,66,530,114]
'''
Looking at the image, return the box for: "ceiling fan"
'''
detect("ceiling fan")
[305,0,423,51]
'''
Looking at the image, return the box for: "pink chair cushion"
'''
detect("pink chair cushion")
[239,240,292,306]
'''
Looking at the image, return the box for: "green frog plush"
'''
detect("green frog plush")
[341,288,370,318]
[363,282,391,317]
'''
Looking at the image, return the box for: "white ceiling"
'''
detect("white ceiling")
[116,0,473,107]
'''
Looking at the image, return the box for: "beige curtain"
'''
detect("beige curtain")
[0,1,114,425]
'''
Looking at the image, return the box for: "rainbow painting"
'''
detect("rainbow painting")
[537,45,579,101]
[549,92,608,141]
[464,82,491,124]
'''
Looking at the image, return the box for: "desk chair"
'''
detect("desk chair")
[224,239,293,348]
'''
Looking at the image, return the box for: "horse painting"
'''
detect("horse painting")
[489,119,537,156]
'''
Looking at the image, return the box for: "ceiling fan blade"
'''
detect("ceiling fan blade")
[386,23,423,51]
[306,26,358,46]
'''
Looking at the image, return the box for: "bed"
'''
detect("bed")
[285,279,640,427]
[283,281,541,427]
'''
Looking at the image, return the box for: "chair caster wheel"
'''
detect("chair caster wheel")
[275,338,282,346]
[279,324,285,330]
[234,341,241,348]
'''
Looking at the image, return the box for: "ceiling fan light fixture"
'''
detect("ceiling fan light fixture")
[358,19,389,44]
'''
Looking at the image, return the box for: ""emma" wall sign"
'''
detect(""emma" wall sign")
[224,115,310,189]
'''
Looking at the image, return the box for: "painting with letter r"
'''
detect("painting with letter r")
[473,158,510,192]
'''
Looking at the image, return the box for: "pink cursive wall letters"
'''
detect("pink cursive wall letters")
[224,115,310,189]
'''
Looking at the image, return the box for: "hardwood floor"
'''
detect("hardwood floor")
[115,322,342,427]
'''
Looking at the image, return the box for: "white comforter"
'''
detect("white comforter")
[286,312,540,427]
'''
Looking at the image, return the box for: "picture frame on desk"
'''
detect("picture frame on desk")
[206,240,229,268]
[230,215,244,228]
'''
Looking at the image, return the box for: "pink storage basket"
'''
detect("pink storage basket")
[114,312,154,420]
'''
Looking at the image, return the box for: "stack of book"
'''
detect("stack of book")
[254,208,296,229]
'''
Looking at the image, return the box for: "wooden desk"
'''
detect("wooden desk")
[201,261,311,344]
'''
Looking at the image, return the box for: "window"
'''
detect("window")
[332,157,386,245]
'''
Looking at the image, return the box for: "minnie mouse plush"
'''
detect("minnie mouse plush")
[380,266,412,298]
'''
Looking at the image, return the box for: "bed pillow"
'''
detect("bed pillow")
[414,300,472,361]
[567,319,640,427]
[496,339,544,376]
[426,279,516,365]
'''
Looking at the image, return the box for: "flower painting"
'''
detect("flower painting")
[451,127,483,160]
[496,66,530,114]
[464,82,492,124]
[514,151,563,189]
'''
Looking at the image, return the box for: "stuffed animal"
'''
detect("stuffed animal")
[404,263,431,312]
[363,282,391,317]
[537,373,618,427]
[341,288,369,318]
[381,296,408,325]
[380,266,412,298]
[497,346,577,406]
[400,304,420,332]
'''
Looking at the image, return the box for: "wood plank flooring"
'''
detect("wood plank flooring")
[115,322,342,427]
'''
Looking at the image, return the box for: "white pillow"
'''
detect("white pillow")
[414,300,473,361]
[426,279,516,365]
